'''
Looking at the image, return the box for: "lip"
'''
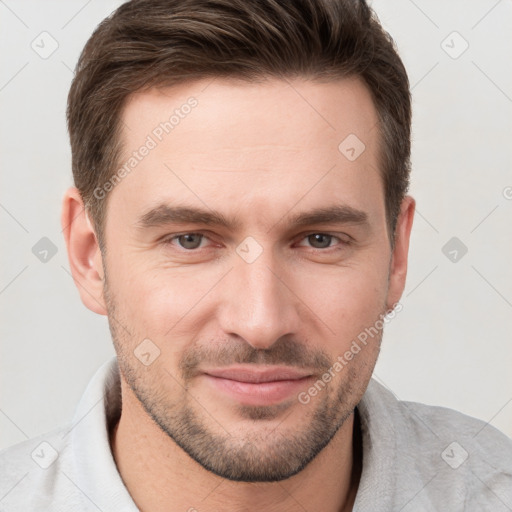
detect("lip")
[204,366,312,383]
[202,365,314,406]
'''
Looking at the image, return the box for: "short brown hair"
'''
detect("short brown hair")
[67,0,411,249]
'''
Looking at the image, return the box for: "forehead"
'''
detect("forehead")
[121,76,379,154]
[109,77,383,231]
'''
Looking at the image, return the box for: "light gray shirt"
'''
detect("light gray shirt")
[1,357,511,511]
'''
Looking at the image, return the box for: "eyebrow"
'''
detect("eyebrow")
[288,205,368,229]
[135,204,369,231]
[136,205,241,230]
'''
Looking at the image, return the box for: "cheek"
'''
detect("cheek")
[295,262,389,348]
[114,267,220,343]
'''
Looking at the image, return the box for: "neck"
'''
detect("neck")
[110,381,362,512]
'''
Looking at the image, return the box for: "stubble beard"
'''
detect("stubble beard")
[103,274,381,482]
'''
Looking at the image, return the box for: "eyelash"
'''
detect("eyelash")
[161,232,350,251]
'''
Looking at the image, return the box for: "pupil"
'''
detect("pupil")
[309,234,331,248]
[180,234,201,249]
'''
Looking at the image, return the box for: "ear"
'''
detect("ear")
[385,195,415,311]
[61,187,107,315]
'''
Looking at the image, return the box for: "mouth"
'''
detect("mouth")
[201,365,314,406]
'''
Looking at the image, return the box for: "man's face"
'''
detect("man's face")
[100,77,401,481]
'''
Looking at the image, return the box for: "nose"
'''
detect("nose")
[217,247,301,350]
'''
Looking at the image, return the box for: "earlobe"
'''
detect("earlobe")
[61,187,107,315]
[385,195,415,311]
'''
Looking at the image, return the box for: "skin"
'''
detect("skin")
[62,77,415,512]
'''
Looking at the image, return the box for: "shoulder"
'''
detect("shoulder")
[404,398,512,509]
[0,425,67,472]
[359,379,512,510]
[0,426,73,511]
[364,378,512,457]
[0,358,125,511]
[397,391,512,469]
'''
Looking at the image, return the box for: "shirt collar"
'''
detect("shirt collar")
[68,357,138,511]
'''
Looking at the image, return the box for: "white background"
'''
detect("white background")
[1,0,511,451]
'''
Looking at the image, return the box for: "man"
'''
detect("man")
[1,0,511,510]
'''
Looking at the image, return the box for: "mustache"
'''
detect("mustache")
[179,337,332,380]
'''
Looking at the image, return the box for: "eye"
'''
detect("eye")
[167,233,206,250]
[297,233,345,249]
